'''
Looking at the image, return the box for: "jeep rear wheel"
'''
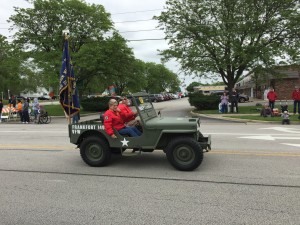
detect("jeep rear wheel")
[165,137,203,171]
[80,137,111,167]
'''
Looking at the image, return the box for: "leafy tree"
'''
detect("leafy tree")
[144,62,180,93]
[186,82,201,92]
[75,32,143,96]
[9,0,113,93]
[156,0,300,93]
[0,35,24,98]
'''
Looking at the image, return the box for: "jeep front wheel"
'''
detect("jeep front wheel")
[165,137,203,171]
[80,137,111,167]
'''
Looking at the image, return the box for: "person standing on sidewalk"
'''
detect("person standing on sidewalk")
[291,86,300,115]
[0,99,3,123]
[220,92,229,113]
[22,98,30,123]
[267,88,277,110]
[230,89,239,113]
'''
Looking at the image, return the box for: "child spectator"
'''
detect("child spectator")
[281,111,290,125]
[260,104,273,117]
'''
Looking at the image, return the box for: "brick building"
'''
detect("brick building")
[235,66,300,100]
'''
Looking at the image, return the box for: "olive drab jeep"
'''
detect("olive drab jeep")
[68,93,211,171]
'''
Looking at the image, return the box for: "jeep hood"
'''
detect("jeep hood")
[145,117,198,130]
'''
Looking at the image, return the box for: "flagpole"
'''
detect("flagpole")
[62,28,71,124]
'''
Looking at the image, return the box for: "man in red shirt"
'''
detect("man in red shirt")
[291,86,300,115]
[118,96,139,126]
[103,99,141,138]
[267,88,277,110]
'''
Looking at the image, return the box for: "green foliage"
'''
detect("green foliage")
[156,0,300,91]
[80,96,120,112]
[186,81,201,92]
[188,92,219,110]
[144,62,180,93]
[9,0,113,93]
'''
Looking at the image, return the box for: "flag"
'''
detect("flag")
[59,39,80,117]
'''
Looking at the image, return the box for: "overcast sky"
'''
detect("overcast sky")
[0,0,199,89]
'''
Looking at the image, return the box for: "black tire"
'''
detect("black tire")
[45,116,51,124]
[165,137,203,171]
[39,115,47,124]
[239,97,246,103]
[80,137,111,167]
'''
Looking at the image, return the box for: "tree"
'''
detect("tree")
[156,0,300,93]
[186,82,201,93]
[144,62,180,93]
[9,0,113,93]
[0,35,24,98]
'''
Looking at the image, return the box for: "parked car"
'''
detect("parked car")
[210,91,249,103]
[149,94,164,102]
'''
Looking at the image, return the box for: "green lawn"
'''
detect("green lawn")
[194,104,299,122]
[43,104,96,116]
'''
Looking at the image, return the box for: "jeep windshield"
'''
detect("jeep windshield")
[130,94,157,122]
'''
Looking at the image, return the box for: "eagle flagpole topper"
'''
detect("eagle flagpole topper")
[59,28,80,124]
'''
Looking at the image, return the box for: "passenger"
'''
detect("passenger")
[118,96,139,126]
[103,99,142,138]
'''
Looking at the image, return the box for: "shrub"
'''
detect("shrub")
[81,96,120,112]
[188,92,219,110]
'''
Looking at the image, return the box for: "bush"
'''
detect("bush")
[81,96,120,112]
[188,92,219,110]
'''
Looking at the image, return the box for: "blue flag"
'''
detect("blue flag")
[59,39,80,117]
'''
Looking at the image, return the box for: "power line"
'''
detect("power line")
[111,9,163,15]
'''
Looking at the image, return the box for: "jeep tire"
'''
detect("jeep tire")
[165,137,203,171]
[80,137,111,167]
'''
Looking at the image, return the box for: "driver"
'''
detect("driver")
[103,99,142,138]
[118,96,140,127]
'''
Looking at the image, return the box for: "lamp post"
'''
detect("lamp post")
[1,92,3,100]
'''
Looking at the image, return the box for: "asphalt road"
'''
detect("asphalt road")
[0,98,299,225]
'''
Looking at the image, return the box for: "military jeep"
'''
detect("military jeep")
[69,93,211,171]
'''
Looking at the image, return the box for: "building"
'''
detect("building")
[235,66,300,100]
[193,85,226,95]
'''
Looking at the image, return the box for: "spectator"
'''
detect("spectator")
[220,92,229,113]
[103,99,142,138]
[16,99,23,123]
[230,89,239,113]
[32,98,40,120]
[22,98,30,124]
[267,88,277,110]
[260,104,273,117]
[281,111,290,125]
[291,86,300,115]
[72,112,80,124]
[0,99,3,123]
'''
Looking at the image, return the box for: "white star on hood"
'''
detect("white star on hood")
[120,138,129,147]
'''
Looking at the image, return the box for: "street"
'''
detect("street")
[0,98,299,225]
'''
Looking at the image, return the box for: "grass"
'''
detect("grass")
[43,104,96,116]
[194,104,300,122]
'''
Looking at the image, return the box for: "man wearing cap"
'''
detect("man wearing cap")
[291,86,300,115]
[103,99,142,138]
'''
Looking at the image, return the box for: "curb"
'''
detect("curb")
[190,111,279,124]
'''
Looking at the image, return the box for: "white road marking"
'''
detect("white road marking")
[239,136,300,141]
[260,127,300,134]
[281,143,300,148]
